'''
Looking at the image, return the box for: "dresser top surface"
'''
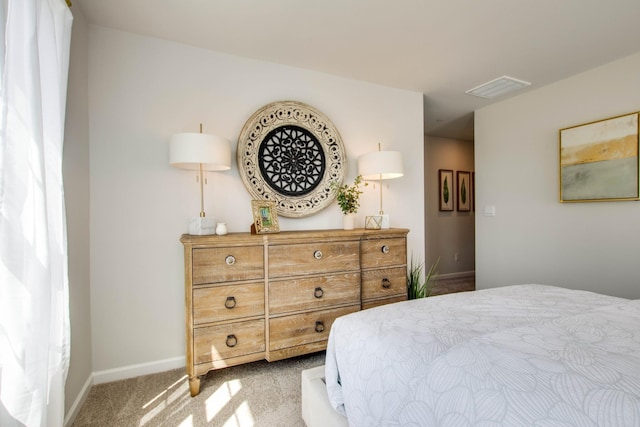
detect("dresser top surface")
[180,228,409,246]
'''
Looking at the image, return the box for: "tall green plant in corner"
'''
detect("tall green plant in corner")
[407,255,440,299]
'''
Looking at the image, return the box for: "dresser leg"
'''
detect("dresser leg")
[189,376,201,397]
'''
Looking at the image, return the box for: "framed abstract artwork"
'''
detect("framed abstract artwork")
[438,169,454,211]
[560,112,639,202]
[457,171,471,212]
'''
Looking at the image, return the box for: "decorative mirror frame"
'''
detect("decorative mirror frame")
[237,101,347,218]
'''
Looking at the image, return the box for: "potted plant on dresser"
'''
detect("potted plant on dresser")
[334,175,367,230]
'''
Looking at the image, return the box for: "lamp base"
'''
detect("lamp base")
[189,217,216,235]
[365,214,390,229]
[365,215,382,230]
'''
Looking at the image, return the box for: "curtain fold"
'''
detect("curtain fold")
[0,0,73,426]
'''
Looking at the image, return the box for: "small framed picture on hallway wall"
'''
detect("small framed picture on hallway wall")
[457,171,471,212]
[438,169,454,211]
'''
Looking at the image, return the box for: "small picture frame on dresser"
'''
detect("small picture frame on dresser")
[251,200,280,234]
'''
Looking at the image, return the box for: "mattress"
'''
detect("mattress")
[325,284,640,426]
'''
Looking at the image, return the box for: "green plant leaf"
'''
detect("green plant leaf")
[461,179,466,204]
[443,177,449,203]
[407,254,440,299]
[332,175,367,214]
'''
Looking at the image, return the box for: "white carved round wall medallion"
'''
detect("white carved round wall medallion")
[237,101,346,218]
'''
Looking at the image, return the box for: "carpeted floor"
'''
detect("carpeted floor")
[72,277,475,427]
[72,352,325,427]
[430,274,475,296]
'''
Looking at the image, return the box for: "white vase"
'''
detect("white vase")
[215,222,228,235]
[343,213,356,230]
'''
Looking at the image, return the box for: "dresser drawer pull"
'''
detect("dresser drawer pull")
[381,278,391,288]
[314,321,325,333]
[226,334,238,347]
[314,287,324,298]
[224,296,236,309]
[225,255,236,265]
[313,250,323,260]
[381,245,390,254]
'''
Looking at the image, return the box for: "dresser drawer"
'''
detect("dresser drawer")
[269,273,360,315]
[362,295,407,310]
[361,238,406,269]
[193,319,265,364]
[269,241,359,278]
[193,283,264,325]
[269,305,359,351]
[362,266,407,300]
[192,246,263,285]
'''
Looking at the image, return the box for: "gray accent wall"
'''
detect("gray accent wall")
[475,52,640,300]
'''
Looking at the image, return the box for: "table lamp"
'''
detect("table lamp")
[170,125,231,235]
[358,143,404,229]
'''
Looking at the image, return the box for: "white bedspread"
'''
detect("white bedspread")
[325,284,640,426]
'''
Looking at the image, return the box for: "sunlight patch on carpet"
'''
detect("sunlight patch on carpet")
[206,379,244,422]
[223,401,254,427]
[177,414,193,426]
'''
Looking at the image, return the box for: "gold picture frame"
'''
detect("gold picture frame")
[560,112,640,202]
[251,200,280,234]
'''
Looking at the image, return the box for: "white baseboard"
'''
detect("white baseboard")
[437,270,475,280]
[63,356,185,425]
[93,356,185,385]
[64,374,93,427]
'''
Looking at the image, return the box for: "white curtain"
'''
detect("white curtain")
[0,0,73,426]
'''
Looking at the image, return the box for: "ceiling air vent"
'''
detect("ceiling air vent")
[465,75,531,99]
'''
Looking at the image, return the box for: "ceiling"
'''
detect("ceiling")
[73,0,640,141]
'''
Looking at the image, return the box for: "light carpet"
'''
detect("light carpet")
[72,352,325,427]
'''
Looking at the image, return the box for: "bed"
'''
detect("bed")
[321,284,640,426]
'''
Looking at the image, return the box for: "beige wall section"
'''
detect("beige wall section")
[87,26,425,373]
[424,136,475,275]
[63,3,92,419]
[475,51,640,300]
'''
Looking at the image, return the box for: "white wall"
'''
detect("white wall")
[424,136,475,274]
[64,4,92,418]
[88,26,425,372]
[475,52,640,300]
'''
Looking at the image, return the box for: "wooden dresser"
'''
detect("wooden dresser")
[180,228,409,396]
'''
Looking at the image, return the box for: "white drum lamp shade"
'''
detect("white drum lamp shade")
[358,150,404,181]
[169,133,231,172]
[169,131,231,235]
